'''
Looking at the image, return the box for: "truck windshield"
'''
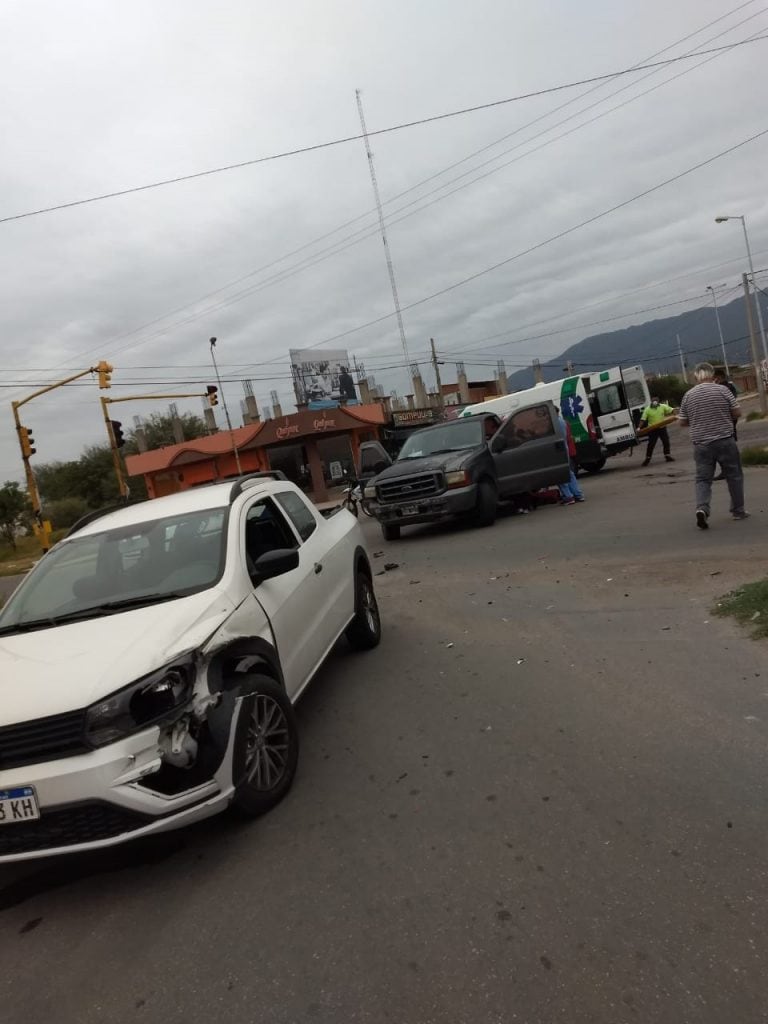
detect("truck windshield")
[0,506,228,634]
[397,420,483,460]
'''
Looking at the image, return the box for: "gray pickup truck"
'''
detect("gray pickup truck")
[366,402,571,540]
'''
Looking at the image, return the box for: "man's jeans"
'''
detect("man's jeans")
[694,436,744,516]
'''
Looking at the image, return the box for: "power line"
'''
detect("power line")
[94,21,768,364]
[1,34,766,227]
[8,9,761,391]
[269,126,768,357]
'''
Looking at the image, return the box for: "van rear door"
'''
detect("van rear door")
[588,369,637,452]
[491,400,570,495]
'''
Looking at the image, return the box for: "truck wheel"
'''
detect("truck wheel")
[382,523,400,541]
[231,677,299,818]
[581,458,606,474]
[473,480,498,527]
[345,571,381,650]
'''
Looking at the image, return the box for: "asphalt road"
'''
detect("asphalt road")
[3,425,768,1024]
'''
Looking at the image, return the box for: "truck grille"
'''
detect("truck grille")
[0,801,152,856]
[0,711,89,770]
[377,473,442,503]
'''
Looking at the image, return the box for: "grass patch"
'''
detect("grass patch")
[746,410,765,422]
[0,530,66,575]
[714,579,768,638]
[740,446,768,466]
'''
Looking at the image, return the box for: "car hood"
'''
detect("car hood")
[0,589,236,726]
[375,450,476,481]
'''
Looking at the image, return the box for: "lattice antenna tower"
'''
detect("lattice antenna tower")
[355,89,411,369]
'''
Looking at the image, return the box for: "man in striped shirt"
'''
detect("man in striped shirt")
[678,362,747,530]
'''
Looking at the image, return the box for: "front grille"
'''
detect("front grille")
[377,473,442,503]
[0,801,152,856]
[0,710,89,770]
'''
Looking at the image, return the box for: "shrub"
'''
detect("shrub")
[746,411,765,422]
[741,447,768,466]
[45,496,90,529]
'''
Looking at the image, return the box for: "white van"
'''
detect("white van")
[461,365,650,472]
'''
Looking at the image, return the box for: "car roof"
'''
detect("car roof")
[410,414,493,433]
[72,478,280,538]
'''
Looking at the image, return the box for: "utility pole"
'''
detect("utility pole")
[355,89,411,369]
[742,273,768,414]
[209,337,243,476]
[677,334,688,384]
[430,338,444,413]
[532,358,543,384]
[706,284,729,376]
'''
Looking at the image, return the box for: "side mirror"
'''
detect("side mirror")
[491,436,507,453]
[251,548,299,583]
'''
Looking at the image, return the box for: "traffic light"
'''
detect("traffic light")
[206,385,219,407]
[19,426,36,458]
[110,420,126,448]
[97,360,113,389]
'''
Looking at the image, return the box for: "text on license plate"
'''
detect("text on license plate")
[0,787,40,824]
[401,504,419,516]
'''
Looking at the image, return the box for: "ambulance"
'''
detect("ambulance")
[461,365,650,472]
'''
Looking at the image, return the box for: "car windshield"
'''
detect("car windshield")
[397,420,484,460]
[0,506,228,633]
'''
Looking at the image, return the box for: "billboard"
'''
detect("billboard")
[290,348,359,409]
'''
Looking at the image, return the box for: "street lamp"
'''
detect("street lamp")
[705,283,729,376]
[715,215,768,363]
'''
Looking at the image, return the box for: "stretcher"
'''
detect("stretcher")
[636,414,677,437]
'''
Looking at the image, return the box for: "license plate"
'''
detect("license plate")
[401,504,419,516]
[0,787,40,825]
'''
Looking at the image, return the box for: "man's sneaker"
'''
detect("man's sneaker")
[696,509,709,530]
[561,499,576,506]
[732,511,751,521]
[574,496,586,502]
[665,455,675,462]
[641,460,650,467]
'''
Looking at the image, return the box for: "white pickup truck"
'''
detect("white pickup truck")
[0,473,380,862]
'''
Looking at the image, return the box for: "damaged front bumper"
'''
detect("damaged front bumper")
[0,704,241,863]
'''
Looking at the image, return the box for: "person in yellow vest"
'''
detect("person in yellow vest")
[640,397,676,466]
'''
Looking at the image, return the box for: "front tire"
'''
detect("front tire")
[580,458,606,474]
[382,523,400,541]
[345,571,382,650]
[473,479,498,527]
[231,676,299,817]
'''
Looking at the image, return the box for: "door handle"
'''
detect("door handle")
[314,562,323,574]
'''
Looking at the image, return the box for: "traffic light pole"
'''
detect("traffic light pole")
[100,397,129,500]
[11,364,106,552]
[101,391,210,499]
[11,401,47,548]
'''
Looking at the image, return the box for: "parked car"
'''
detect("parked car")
[366,403,570,539]
[0,473,380,862]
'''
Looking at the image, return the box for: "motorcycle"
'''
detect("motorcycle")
[342,479,375,518]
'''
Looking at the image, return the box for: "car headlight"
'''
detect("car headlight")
[85,656,196,747]
[363,482,376,498]
[445,470,470,487]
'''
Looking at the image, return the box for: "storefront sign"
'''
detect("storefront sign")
[391,408,436,428]
[276,423,301,440]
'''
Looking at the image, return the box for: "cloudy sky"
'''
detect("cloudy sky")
[1,0,767,479]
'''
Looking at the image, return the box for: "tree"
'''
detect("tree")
[36,444,147,511]
[0,481,31,549]
[126,411,208,453]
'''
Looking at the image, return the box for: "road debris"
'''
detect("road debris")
[384,563,399,571]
